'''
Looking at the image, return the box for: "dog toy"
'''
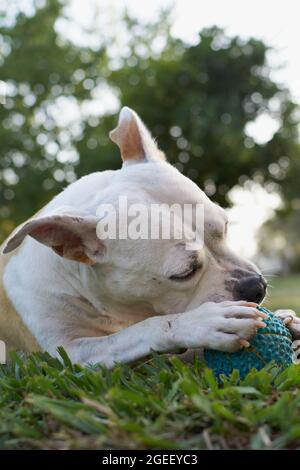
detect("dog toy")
[204,306,294,379]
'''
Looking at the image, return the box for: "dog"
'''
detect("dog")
[1,106,300,367]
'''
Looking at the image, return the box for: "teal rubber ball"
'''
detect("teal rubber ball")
[204,307,293,379]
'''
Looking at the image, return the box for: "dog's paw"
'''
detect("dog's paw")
[171,300,267,353]
[274,309,300,340]
[203,300,268,352]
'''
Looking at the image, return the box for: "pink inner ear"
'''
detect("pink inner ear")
[31,223,81,247]
[110,117,145,161]
[30,223,94,264]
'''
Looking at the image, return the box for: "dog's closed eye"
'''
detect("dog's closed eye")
[169,260,203,282]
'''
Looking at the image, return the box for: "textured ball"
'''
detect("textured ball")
[204,307,294,379]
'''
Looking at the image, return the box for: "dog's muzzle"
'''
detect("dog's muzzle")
[233,275,267,304]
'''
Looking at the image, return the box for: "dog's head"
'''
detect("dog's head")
[2,107,267,315]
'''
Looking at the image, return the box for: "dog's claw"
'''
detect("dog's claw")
[256,322,267,328]
[239,339,250,348]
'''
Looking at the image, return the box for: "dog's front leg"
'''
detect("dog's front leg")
[63,300,267,367]
[64,315,180,368]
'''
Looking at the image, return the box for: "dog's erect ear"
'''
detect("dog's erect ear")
[2,208,104,265]
[109,106,165,163]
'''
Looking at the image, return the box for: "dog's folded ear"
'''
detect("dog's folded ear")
[2,208,104,265]
[109,106,165,163]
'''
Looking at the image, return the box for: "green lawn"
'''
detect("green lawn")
[0,275,300,450]
[264,275,300,313]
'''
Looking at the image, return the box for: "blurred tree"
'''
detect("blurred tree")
[0,0,299,247]
[110,25,299,205]
[0,0,109,238]
[259,209,300,273]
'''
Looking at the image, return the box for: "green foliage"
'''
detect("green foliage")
[1,350,300,449]
[0,0,111,238]
[0,0,299,244]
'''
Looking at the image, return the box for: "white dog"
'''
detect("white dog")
[1,107,300,366]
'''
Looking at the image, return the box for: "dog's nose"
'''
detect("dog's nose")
[233,275,267,303]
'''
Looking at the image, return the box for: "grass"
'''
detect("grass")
[0,275,300,450]
[1,350,300,450]
[265,274,300,313]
